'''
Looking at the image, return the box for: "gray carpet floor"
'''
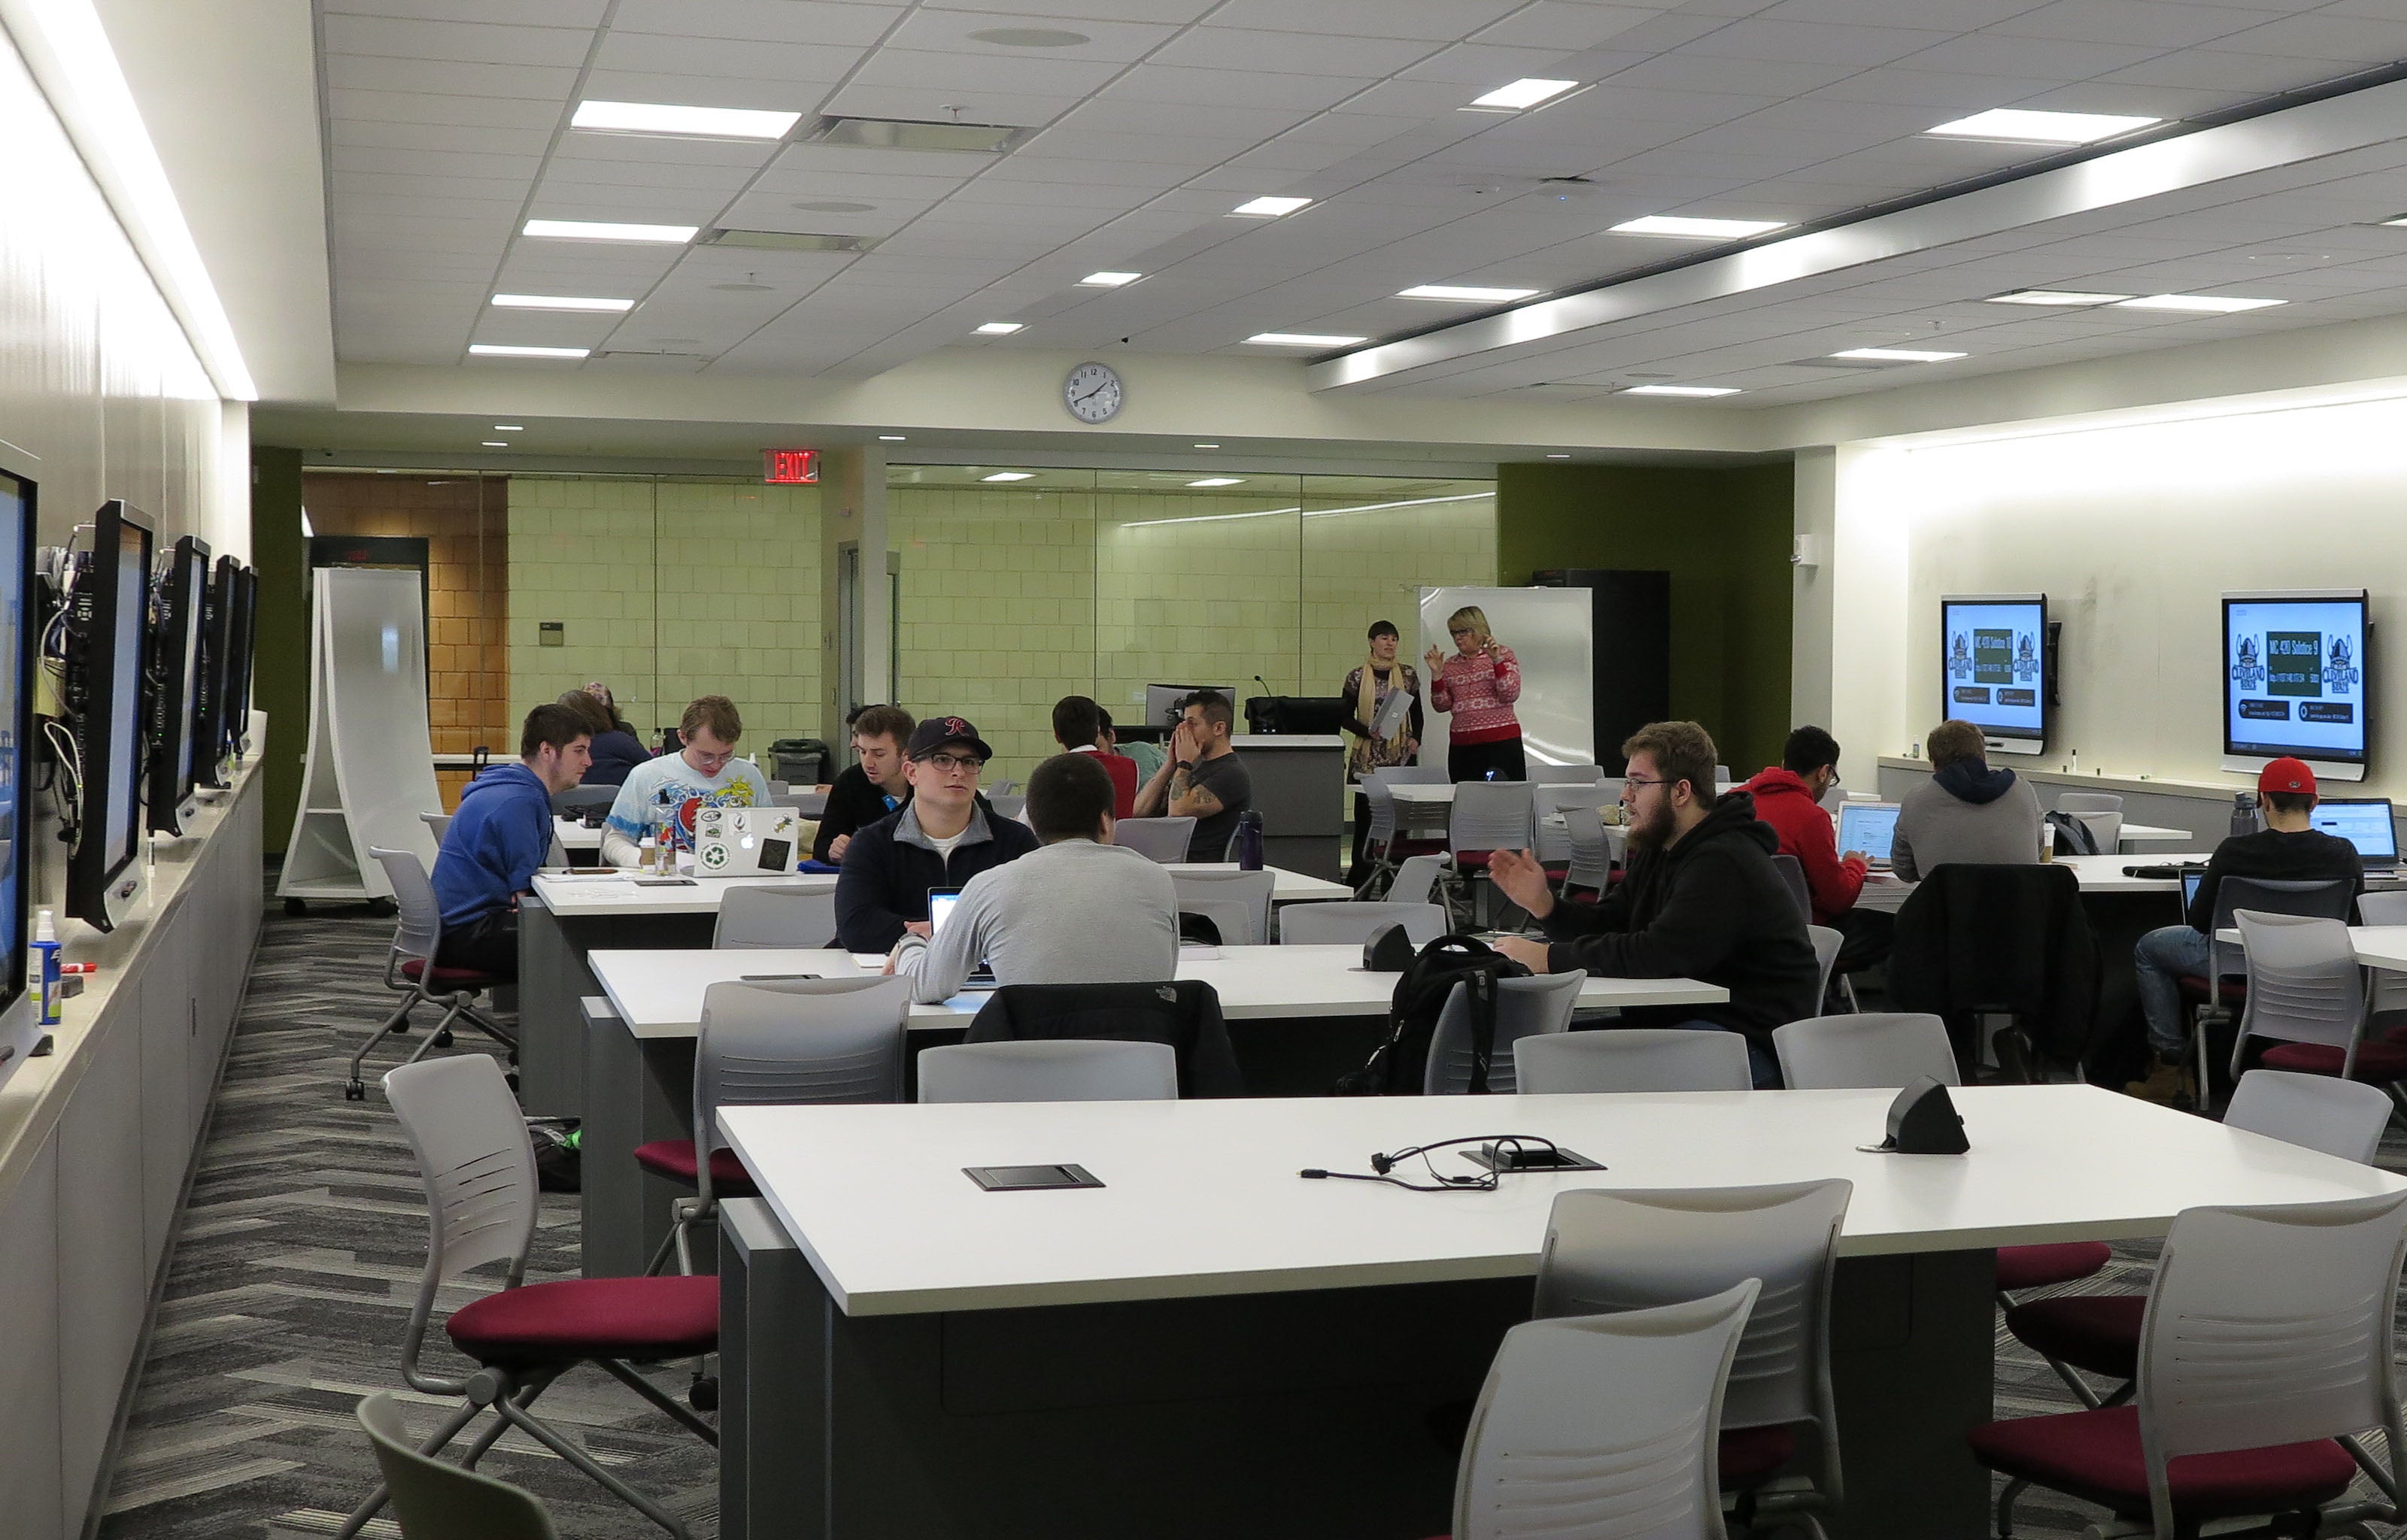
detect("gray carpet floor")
[90,882,2404,1538]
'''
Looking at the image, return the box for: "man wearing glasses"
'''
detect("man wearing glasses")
[1487,720,1820,1087]
[835,715,1040,950]
[599,694,769,867]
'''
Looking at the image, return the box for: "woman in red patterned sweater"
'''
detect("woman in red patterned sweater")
[1425,604,1526,782]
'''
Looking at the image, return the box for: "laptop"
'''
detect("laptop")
[2309,797,2399,874]
[691,805,802,877]
[1837,801,1902,871]
[926,886,998,987]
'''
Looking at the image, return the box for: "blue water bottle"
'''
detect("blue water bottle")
[1234,809,1264,872]
[32,908,61,1027]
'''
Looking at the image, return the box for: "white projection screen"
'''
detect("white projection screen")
[1418,585,1595,768]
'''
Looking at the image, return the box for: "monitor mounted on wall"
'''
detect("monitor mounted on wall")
[2222,589,2370,783]
[1938,593,2050,756]
[0,465,38,1081]
[66,500,154,931]
[147,534,208,835]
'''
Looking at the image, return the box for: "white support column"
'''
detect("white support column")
[817,446,891,739]
[1827,443,1911,765]
[1790,445,1836,732]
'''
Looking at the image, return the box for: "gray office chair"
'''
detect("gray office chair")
[418,811,451,849]
[711,885,837,949]
[552,784,615,817]
[1449,781,1535,926]
[916,1039,1178,1102]
[1386,852,1450,909]
[2227,1068,2393,1164]
[346,847,514,1102]
[1515,1028,1753,1093]
[1452,1284,1759,1540]
[1559,805,1614,896]
[1172,868,1273,945]
[1807,925,1849,1014]
[2360,890,2407,1024]
[2059,809,2122,854]
[1534,783,1605,867]
[2053,792,2123,814]
[1713,764,1732,783]
[1277,901,1446,947]
[1770,853,1813,924]
[1113,816,1194,864]
[357,1392,557,1540]
[654,976,913,1276]
[1773,1011,1957,1090]
[1536,763,1604,784]
[1425,971,1586,1094]
[988,793,1027,822]
[2228,911,2378,1090]
[1532,1181,1851,1529]
[2191,875,2356,1111]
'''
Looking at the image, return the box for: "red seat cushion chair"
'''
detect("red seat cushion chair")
[446,1275,721,1368]
[2004,1295,2145,1382]
[631,1138,757,1196]
[399,958,502,989]
[1996,1241,2111,1293]
[2259,1038,2407,1081]
[1969,1405,2356,1523]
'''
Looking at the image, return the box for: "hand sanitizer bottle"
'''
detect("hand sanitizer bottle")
[32,909,61,1026]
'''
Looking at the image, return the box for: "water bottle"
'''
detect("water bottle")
[1234,809,1264,872]
[2231,792,2260,839]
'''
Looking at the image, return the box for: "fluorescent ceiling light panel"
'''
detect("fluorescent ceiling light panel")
[493,424,524,431]
[1925,108,2159,144]
[1620,383,1739,397]
[469,344,590,359]
[982,471,1034,482]
[1830,347,1968,362]
[1610,215,1787,239]
[1244,332,1366,347]
[482,441,509,447]
[878,434,906,441]
[572,100,800,139]
[492,293,634,312]
[1399,284,1540,302]
[1231,196,1311,217]
[1187,477,1243,487]
[1471,78,1578,111]
[1080,271,1141,286]
[974,321,1024,334]
[523,218,696,244]
[2114,293,2285,312]
[1193,442,1219,449]
[1986,290,2133,305]
[1546,453,1571,459]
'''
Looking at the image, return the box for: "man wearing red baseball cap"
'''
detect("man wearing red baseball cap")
[2129,756,2363,1099]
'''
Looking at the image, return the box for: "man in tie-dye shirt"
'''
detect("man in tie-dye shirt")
[600,694,770,866]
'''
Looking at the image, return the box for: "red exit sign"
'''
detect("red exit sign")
[761,448,820,484]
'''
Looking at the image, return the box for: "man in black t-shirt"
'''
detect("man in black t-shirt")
[1133,690,1252,861]
[813,704,915,863]
[2133,756,2363,1072]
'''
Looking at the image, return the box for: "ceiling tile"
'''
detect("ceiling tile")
[322,13,596,66]
[587,32,862,83]
[1146,26,1439,77]
[610,0,903,46]
[323,53,581,100]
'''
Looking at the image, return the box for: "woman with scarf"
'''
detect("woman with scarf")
[1340,620,1424,875]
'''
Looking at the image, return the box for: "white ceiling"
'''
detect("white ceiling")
[314,0,2407,415]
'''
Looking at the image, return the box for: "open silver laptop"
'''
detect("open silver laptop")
[1837,800,1902,872]
[926,887,999,988]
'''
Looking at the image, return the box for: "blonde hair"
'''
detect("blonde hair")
[1446,605,1492,645]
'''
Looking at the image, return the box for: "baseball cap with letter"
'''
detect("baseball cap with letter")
[2257,756,2317,798]
[906,715,994,762]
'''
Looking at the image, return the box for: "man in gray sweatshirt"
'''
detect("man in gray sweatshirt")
[887,751,1180,1003]
[1890,718,2046,883]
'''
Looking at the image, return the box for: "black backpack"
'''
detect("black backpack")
[1334,935,1531,1096]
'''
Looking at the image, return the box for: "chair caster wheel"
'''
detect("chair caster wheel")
[689,1375,719,1413]
[284,898,307,916]
[344,1081,365,1102]
[433,1028,454,1048]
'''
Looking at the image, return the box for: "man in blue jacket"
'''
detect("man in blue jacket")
[433,703,592,975]
[835,715,1039,950]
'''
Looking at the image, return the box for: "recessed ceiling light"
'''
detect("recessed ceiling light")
[1545,453,1571,459]
[879,434,906,441]
[493,424,524,432]
[982,471,1034,482]
[1080,271,1142,286]
[1830,347,1968,362]
[1924,108,2160,144]
[573,100,800,139]
[1620,383,1740,397]
[1470,78,1579,111]
[1231,196,1311,217]
[1193,442,1219,449]
[522,218,696,244]
[710,280,775,292]
[968,26,1090,46]
[2114,293,2286,313]
[1985,290,2134,305]
[974,321,1024,335]
[492,293,634,312]
[1610,215,1789,239]
[1244,332,1366,347]
[1187,477,1243,487]
[481,441,509,447]
[468,344,590,359]
[1399,284,1540,302]
[791,199,877,214]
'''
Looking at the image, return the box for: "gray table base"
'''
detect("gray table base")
[518,898,715,1119]
[722,1210,1993,1540]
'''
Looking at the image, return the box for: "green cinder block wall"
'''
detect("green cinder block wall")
[1495,462,1795,777]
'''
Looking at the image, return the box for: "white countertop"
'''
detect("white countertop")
[533,860,1352,917]
[719,1083,2405,1317]
[589,943,1728,1038]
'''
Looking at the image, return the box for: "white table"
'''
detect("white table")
[716,1085,2403,1540]
[1851,851,2216,914]
[531,860,1348,918]
[577,944,1726,1275]
[2118,822,2192,844]
[554,820,603,850]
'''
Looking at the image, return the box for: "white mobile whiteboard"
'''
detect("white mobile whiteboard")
[1419,585,1595,768]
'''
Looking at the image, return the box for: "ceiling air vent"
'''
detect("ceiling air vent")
[806,115,1033,154]
[704,229,881,253]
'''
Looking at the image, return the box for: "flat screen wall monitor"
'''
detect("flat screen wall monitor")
[67,500,153,932]
[147,534,208,835]
[2222,589,2369,784]
[1939,593,2049,756]
[1144,684,1237,729]
[0,467,38,1079]
[193,554,238,787]
[224,562,256,759]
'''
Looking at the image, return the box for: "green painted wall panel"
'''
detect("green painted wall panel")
[252,447,306,856]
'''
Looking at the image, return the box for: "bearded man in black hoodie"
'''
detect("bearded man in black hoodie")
[1491,720,1820,1087]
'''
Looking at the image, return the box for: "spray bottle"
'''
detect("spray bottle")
[32,908,61,1027]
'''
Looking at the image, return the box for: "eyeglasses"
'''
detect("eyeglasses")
[921,752,985,774]
[1622,775,1671,793]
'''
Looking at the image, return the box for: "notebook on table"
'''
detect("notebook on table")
[1837,801,1902,872]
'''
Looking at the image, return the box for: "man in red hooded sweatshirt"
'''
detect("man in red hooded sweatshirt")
[1741,726,1892,981]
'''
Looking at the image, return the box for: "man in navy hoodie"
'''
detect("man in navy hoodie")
[433,704,592,975]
